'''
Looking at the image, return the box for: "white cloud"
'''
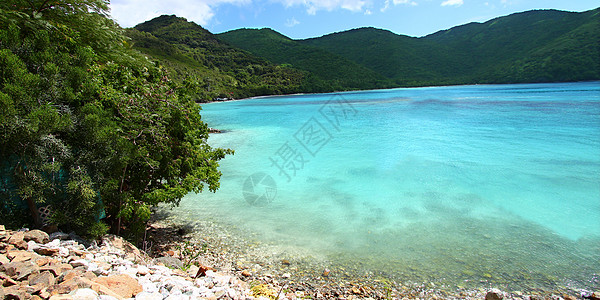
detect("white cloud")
[394,0,417,5]
[109,0,249,28]
[382,0,417,12]
[285,17,300,27]
[275,0,368,14]
[110,0,377,28]
[441,0,463,6]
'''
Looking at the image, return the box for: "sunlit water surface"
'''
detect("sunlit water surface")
[174,82,600,291]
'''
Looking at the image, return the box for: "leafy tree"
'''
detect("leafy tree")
[0,0,232,240]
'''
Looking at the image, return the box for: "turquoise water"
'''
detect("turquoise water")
[178,82,600,291]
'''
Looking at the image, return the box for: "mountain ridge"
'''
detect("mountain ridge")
[128,7,599,100]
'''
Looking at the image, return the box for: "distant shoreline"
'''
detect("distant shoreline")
[202,80,600,104]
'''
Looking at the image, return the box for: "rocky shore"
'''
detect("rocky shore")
[1,222,598,300]
[0,225,253,300]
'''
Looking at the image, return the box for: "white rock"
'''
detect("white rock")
[47,239,61,248]
[149,265,170,275]
[137,265,150,276]
[168,288,182,296]
[200,291,216,298]
[159,286,170,297]
[282,272,291,278]
[227,288,240,299]
[149,274,165,282]
[59,247,70,257]
[71,259,89,268]
[70,288,99,300]
[204,270,215,277]
[135,291,164,300]
[165,295,189,300]
[121,259,134,267]
[98,295,119,300]
[213,288,226,299]
[27,241,40,251]
[141,281,159,293]
[114,265,137,278]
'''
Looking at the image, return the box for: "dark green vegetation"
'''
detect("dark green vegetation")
[127,8,599,97]
[0,0,232,240]
[126,15,310,100]
[221,8,600,87]
[217,28,393,90]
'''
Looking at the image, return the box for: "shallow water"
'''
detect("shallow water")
[177,82,600,291]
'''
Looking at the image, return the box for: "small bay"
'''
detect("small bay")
[174,82,600,292]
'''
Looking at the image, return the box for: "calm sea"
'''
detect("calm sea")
[176,82,600,291]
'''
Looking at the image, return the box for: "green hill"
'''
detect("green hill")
[130,8,599,98]
[300,8,599,85]
[300,27,462,86]
[127,15,309,101]
[217,28,393,91]
[423,8,600,83]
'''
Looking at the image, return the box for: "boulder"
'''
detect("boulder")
[486,288,504,300]
[69,259,89,268]
[93,274,142,298]
[34,257,52,267]
[8,231,28,249]
[49,277,94,295]
[3,261,40,281]
[3,285,30,300]
[24,230,50,244]
[8,250,40,263]
[29,271,56,287]
[35,247,60,256]
[40,263,73,276]
[0,253,11,265]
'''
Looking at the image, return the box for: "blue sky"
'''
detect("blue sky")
[109,0,599,39]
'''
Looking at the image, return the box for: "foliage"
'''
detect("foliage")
[126,8,598,98]
[175,240,208,271]
[0,1,232,240]
[301,8,600,86]
[217,28,394,91]
[127,15,308,101]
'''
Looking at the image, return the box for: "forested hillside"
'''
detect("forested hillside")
[127,15,308,100]
[422,8,600,83]
[224,8,600,87]
[128,8,598,97]
[217,28,394,90]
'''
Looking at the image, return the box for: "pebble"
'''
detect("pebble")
[70,288,99,300]
[0,227,257,300]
